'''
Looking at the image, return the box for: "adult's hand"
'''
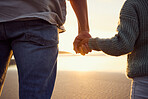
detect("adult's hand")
[73,31,91,53]
[79,38,92,55]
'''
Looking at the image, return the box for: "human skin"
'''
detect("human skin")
[79,38,91,55]
[69,0,92,55]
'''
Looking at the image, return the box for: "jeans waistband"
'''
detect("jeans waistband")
[0,19,51,26]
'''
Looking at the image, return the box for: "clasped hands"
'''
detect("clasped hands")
[73,31,92,55]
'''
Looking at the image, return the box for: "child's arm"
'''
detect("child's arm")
[88,1,139,56]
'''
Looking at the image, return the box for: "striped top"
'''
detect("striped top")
[88,0,148,78]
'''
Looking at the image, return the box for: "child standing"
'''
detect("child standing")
[80,0,148,98]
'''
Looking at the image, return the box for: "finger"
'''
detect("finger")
[82,45,89,54]
[73,44,79,53]
[73,33,91,53]
[84,43,91,52]
[80,47,85,56]
[73,39,81,53]
[79,47,85,56]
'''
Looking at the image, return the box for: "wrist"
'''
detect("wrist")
[78,31,90,35]
[78,29,89,34]
[78,24,89,34]
[88,38,101,51]
[78,32,91,39]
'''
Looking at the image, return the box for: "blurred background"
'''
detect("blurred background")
[1,0,132,99]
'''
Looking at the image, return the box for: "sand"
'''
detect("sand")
[0,67,131,99]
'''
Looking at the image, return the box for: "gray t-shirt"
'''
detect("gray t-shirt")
[0,0,66,31]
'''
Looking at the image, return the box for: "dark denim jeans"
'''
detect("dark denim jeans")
[131,76,148,99]
[0,19,59,99]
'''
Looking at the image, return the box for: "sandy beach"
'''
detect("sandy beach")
[0,66,131,99]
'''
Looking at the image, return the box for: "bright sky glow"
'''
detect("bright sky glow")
[59,0,126,53]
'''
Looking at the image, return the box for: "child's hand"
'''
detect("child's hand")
[79,38,92,55]
[73,32,91,53]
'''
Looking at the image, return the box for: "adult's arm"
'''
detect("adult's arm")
[69,0,89,33]
[69,0,91,53]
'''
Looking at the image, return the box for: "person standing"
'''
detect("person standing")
[79,0,148,98]
[0,0,91,98]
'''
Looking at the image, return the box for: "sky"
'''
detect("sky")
[59,0,126,53]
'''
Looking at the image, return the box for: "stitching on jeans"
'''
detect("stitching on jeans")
[25,33,58,47]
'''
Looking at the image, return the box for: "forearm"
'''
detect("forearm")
[88,22,139,56]
[88,1,140,56]
[88,37,126,56]
[70,0,89,34]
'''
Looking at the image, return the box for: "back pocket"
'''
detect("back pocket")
[25,25,59,47]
